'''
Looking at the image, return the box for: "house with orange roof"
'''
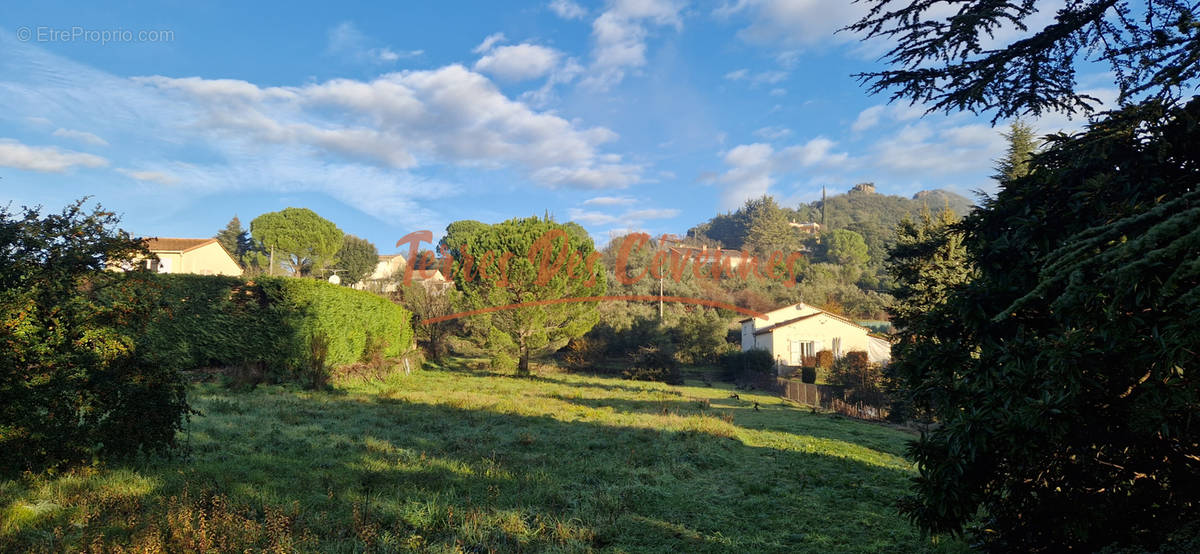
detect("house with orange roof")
[138,238,242,276]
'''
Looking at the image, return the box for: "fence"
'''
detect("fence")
[777,378,890,421]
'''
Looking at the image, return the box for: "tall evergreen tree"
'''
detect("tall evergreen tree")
[993,119,1038,182]
[214,216,253,268]
[884,206,971,421]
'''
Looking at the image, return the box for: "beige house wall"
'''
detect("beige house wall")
[741,303,881,371]
[177,242,242,276]
[762,314,871,364]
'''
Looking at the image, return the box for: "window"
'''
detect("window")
[789,340,815,365]
[832,337,842,358]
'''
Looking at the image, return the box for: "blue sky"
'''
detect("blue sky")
[0,0,1112,252]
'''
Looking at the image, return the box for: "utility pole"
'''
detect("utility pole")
[658,236,664,321]
[659,270,664,321]
[269,245,275,276]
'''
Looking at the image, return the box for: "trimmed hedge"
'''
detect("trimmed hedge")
[117,274,413,380]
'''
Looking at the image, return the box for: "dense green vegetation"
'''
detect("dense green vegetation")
[446,216,607,375]
[0,365,965,553]
[250,207,346,278]
[118,274,413,383]
[0,202,189,475]
[853,0,1200,550]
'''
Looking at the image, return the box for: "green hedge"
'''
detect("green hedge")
[117,274,412,379]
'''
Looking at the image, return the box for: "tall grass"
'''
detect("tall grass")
[1,362,964,553]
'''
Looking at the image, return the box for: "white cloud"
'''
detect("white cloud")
[0,138,108,172]
[473,32,507,54]
[52,128,109,146]
[117,168,179,185]
[851,105,884,132]
[326,22,420,64]
[474,43,563,81]
[718,143,775,208]
[137,65,639,189]
[568,204,679,228]
[724,68,749,80]
[723,68,787,86]
[583,195,637,206]
[715,0,866,48]
[716,137,849,208]
[624,208,679,219]
[872,122,1003,175]
[582,0,685,90]
[549,0,588,19]
[753,126,791,140]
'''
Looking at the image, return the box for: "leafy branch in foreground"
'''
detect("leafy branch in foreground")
[846,0,1200,121]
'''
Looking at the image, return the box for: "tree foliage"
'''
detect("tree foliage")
[886,206,972,420]
[450,217,606,375]
[847,1,1200,121]
[250,208,343,277]
[214,216,253,268]
[0,200,189,474]
[895,99,1200,550]
[338,234,379,286]
[822,229,870,266]
[993,119,1039,182]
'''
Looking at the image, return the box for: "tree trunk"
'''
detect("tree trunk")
[517,351,530,376]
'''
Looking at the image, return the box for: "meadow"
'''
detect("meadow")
[1,362,964,553]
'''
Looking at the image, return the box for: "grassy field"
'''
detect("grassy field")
[1,362,963,553]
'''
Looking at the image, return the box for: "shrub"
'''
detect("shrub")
[562,337,602,371]
[829,351,887,405]
[815,349,834,369]
[800,366,817,384]
[719,349,776,381]
[114,274,413,384]
[622,345,682,385]
[670,309,734,365]
[0,201,189,474]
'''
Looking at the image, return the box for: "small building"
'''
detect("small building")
[788,221,822,234]
[355,254,452,294]
[140,238,242,276]
[740,302,891,373]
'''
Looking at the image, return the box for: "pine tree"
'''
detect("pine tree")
[993,119,1038,182]
[215,216,245,265]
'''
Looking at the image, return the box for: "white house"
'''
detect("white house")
[354,254,452,293]
[740,303,891,372]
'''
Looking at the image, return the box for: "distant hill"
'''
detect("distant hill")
[911,189,976,216]
[791,185,974,268]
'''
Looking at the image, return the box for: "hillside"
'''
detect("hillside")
[792,186,975,267]
[0,365,964,553]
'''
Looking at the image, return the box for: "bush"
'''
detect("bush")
[829,351,887,405]
[0,201,189,474]
[670,309,734,365]
[623,345,682,384]
[800,366,817,384]
[815,349,834,369]
[116,274,413,384]
[719,349,776,382]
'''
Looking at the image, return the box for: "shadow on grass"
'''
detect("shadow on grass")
[545,393,911,459]
[1,382,949,553]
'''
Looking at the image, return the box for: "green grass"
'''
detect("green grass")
[0,362,963,553]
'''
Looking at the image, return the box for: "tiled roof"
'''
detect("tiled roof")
[741,302,875,334]
[143,237,219,253]
[751,310,872,336]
